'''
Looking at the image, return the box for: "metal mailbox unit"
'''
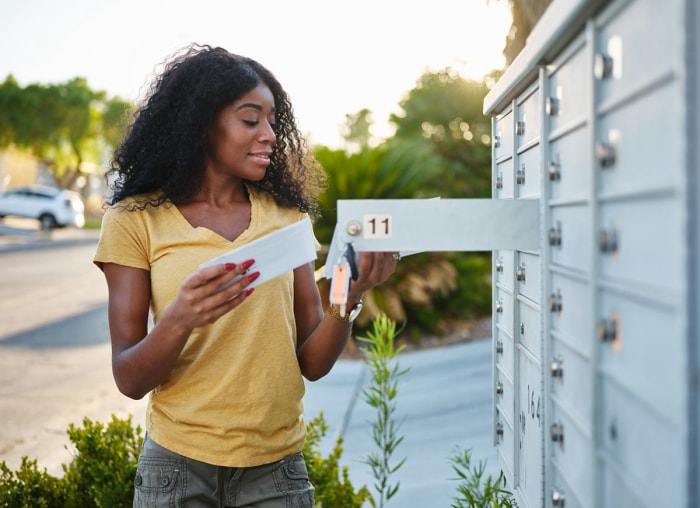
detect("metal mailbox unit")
[484,0,699,506]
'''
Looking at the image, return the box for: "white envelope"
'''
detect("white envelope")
[200,217,317,289]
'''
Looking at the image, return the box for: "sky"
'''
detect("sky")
[0,0,512,148]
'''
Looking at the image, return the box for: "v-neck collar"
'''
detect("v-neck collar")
[168,184,259,247]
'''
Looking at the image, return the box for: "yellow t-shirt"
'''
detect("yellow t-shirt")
[94,188,309,467]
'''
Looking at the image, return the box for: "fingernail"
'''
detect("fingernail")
[247,271,260,283]
[224,263,236,271]
[241,259,255,271]
[245,288,255,297]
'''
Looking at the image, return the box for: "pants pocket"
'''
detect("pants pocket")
[133,457,184,508]
[280,453,315,508]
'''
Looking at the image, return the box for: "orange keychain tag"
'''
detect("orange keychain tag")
[329,263,350,317]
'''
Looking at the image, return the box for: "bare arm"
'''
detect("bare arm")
[294,251,397,381]
[101,261,257,399]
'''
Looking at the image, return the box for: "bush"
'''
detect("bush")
[450,447,514,508]
[303,413,371,507]
[61,416,143,507]
[0,414,367,508]
[0,457,67,508]
[0,415,142,508]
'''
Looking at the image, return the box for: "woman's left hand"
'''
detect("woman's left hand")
[347,251,399,301]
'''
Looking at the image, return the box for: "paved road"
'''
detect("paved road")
[0,220,500,506]
[0,222,146,476]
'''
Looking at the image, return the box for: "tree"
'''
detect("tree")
[0,76,132,189]
[340,108,376,151]
[389,68,494,199]
[490,0,553,64]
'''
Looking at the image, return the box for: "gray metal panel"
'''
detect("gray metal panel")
[485,0,695,506]
[495,250,516,291]
[548,128,592,203]
[517,251,542,305]
[495,159,515,199]
[516,84,542,149]
[546,33,589,138]
[494,108,515,162]
[516,146,541,199]
[335,199,540,252]
[515,348,544,506]
[686,0,700,501]
[594,0,682,109]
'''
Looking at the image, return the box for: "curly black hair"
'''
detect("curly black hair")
[107,44,325,215]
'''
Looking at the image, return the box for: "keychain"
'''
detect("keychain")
[328,243,360,317]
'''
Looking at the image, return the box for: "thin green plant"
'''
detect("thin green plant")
[357,314,409,508]
[450,446,515,508]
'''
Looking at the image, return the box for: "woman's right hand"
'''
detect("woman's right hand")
[102,259,258,399]
[164,259,258,332]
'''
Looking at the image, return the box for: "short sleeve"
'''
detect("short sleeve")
[93,205,151,271]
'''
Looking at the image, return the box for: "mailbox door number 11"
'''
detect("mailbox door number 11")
[363,214,392,239]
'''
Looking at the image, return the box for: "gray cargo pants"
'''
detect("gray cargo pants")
[133,434,315,507]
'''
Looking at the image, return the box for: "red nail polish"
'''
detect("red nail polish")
[248,271,260,283]
[241,259,255,271]
[245,288,255,297]
[224,263,236,271]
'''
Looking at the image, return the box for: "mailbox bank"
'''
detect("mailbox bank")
[333,0,697,505]
[484,0,699,506]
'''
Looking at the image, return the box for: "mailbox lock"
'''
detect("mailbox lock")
[552,490,566,506]
[545,96,559,116]
[548,161,561,181]
[496,300,504,314]
[548,225,562,247]
[494,135,501,148]
[596,140,617,168]
[599,228,619,254]
[516,120,525,136]
[594,52,614,80]
[516,165,526,185]
[496,341,504,354]
[516,265,526,281]
[597,317,618,342]
[548,290,563,313]
[551,357,564,379]
[496,382,504,395]
[346,220,362,236]
[495,175,504,190]
[609,419,619,441]
[551,422,565,443]
[496,422,504,436]
[496,259,504,272]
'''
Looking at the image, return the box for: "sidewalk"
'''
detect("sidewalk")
[303,338,500,508]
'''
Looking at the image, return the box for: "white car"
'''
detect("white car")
[0,185,85,230]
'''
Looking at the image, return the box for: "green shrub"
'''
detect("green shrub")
[0,457,67,508]
[435,252,492,322]
[1,413,368,508]
[0,415,142,508]
[450,447,514,508]
[61,415,143,507]
[303,413,371,507]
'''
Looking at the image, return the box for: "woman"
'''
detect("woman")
[94,44,397,507]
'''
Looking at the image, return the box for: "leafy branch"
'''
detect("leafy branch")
[358,315,410,507]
